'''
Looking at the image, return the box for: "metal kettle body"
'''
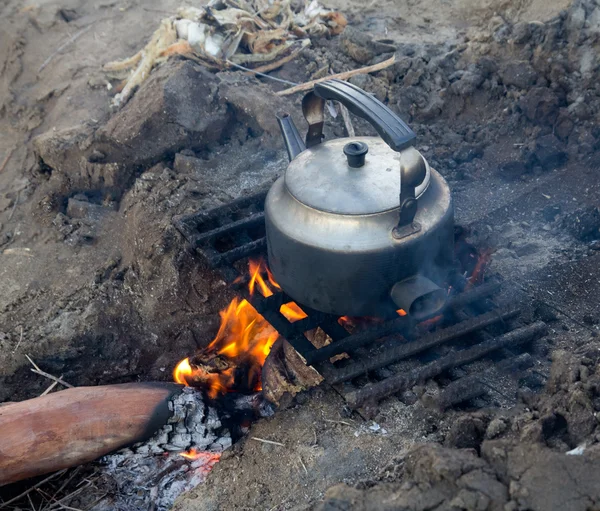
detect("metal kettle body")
[265,80,455,320]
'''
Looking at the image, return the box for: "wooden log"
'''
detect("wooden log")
[0,382,182,486]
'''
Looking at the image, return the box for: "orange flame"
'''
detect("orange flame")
[178,448,220,461]
[173,259,280,398]
[280,302,308,323]
[466,248,493,289]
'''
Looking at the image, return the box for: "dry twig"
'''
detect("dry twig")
[0,147,16,173]
[13,325,23,354]
[39,24,94,73]
[0,470,67,509]
[339,103,355,137]
[298,456,308,475]
[251,437,285,446]
[26,355,74,388]
[275,55,396,96]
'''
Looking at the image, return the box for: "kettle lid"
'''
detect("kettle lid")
[285,137,431,216]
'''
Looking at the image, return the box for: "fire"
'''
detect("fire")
[179,448,222,463]
[466,248,493,289]
[173,259,282,398]
[280,302,308,322]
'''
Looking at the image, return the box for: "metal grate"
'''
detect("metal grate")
[173,196,548,414]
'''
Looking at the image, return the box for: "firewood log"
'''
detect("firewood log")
[0,382,182,486]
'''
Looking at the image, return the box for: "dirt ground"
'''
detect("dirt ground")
[2,0,600,509]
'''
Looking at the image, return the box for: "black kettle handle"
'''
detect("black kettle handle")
[314,79,416,152]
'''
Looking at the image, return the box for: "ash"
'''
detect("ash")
[90,387,236,511]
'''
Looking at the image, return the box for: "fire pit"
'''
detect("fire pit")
[172,186,548,417]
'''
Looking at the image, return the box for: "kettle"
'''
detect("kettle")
[264,80,454,320]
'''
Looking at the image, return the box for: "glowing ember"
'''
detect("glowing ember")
[280,302,308,322]
[173,260,280,398]
[179,448,222,463]
[338,315,383,332]
[466,248,493,289]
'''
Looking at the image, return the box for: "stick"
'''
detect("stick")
[26,355,73,388]
[0,470,67,509]
[245,39,310,75]
[31,369,74,389]
[0,147,15,173]
[38,24,94,73]
[8,190,19,221]
[251,437,285,447]
[40,380,60,397]
[12,326,23,354]
[275,55,396,96]
[339,104,355,137]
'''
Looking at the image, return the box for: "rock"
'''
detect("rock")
[511,21,532,44]
[500,61,538,89]
[542,204,562,222]
[66,198,114,220]
[482,441,600,511]
[486,417,509,439]
[445,414,489,451]
[534,134,567,170]
[33,125,92,175]
[499,160,527,180]
[564,206,600,241]
[477,57,498,78]
[453,143,484,164]
[555,111,575,140]
[339,27,396,64]
[315,444,509,511]
[518,87,560,123]
[450,71,485,96]
[218,78,296,146]
[95,60,230,170]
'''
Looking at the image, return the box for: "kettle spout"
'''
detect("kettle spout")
[390,276,447,322]
[277,114,306,161]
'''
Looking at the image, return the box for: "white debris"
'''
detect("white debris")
[566,444,586,456]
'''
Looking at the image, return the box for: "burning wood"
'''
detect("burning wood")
[173,258,310,400]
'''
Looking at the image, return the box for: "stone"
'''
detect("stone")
[445,415,488,451]
[564,206,600,241]
[486,417,509,439]
[542,204,562,222]
[95,60,230,169]
[499,160,527,180]
[500,61,538,89]
[453,143,485,163]
[218,79,298,145]
[534,134,567,170]
[450,71,485,95]
[66,198,114,220]
[339,27,396,64]
[518,87,560,123]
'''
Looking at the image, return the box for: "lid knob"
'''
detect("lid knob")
[343,141,369,168]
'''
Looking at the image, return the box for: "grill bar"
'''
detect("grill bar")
[325,307,520,384]
[305,281,502,366]
[191,213,265,246]
[345,321,548,409]
[423,375,486,411]
[207,238,267,267]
